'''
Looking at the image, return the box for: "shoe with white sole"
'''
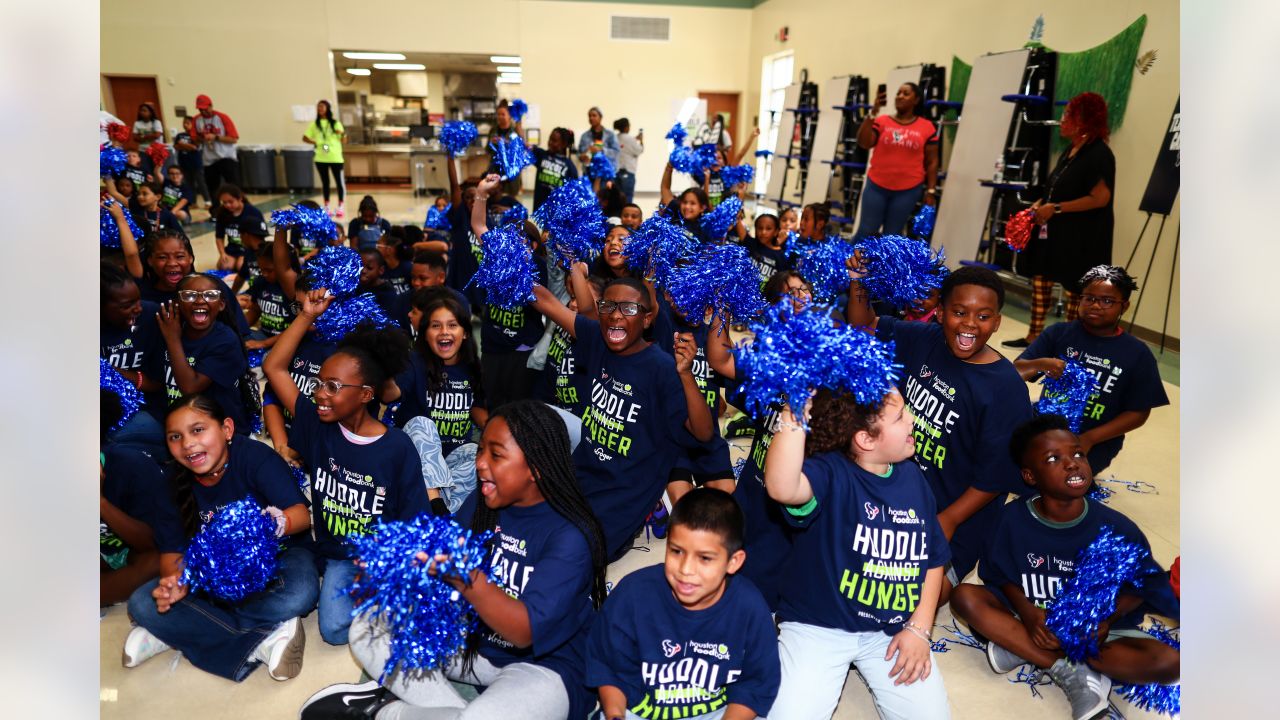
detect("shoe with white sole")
[252,617,305,681]
[986,640,1029,674]
[335,203,345,219]
[1047,657,1113,720]
[122,626,171,668]
[299,680,398,719]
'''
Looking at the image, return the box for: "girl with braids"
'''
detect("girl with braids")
[302,400,607,720]
[263,289,428,645]
[122,394,319,682]
[101,260,160,377]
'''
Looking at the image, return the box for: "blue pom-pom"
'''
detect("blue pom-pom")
[735,300,901,427]
[101,144,127,177]
[533,177,606,270]
[755,150,773,158]
[247,348,265,369]
[489,139,535,181]
[665,122,688,146]
[1114,621,1181,716]
[300,246,363,298]
[100,359,144,431]
[471,223,536,310]
[312,293,395,342]
[786,235,857,301]
[425,203,452,231]
[508,99,528,123]
[700,195,742,242]
[720,164,754,189]
[587,152,616,181]
[624,214,695,285]
[500,203,528,227]
[289,464,309,491]
[439,121,478,156]
[271,205,339,244]
[1035,359,1097,433]
[347,515,495,679]
[855,234,947,308]
[100,199,144,249]
[181,498,280,603]
[666,242,765,326]
[1045,525,1155,662]
[911,204,937,240]
[671,144,717,177]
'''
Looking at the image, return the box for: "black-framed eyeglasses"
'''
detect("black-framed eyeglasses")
[597,300,648,317]
[315,379,371,395]
[177,290,222,303]
[1078,294,1120,308]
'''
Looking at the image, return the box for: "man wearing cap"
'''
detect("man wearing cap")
[192,94,241,197]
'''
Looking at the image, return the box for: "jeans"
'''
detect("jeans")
[615,170,636,204]
[404,416,478,513]
[856,179,924,239]
[125,546,319,680]
[318,556,361,645]
[770,621,950,720]
[204,158,242,198]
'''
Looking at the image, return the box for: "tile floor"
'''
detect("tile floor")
[101,189,1179,719]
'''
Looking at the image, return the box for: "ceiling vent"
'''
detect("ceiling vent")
[610,15,671,42]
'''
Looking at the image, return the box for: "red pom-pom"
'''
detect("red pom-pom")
[1003,208,1036,252]
[107,122,131,145]
[147,143,171,168]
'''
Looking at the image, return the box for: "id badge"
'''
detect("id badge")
[1039,224,1049,240]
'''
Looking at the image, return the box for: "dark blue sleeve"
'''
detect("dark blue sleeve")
[193,328,247,385]
[522,523,593,657]
[103,446,185,554]
[240,441,308,511]
[977,505,1020,587]
[728,588,783,716]
[584,572,640,692]
[573,315,605,373]
[286,392,320,457]
[1117,345,1170,412]
[656,354,698,450]
[215,276,251,335]
[924,505,952,569]
[388,433,430,520]
[1017,322,1064,362]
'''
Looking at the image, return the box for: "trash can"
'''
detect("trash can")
[281,145,316,193]
[237,144,277,192]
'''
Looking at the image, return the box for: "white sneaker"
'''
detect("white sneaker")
[335,203,345,219]
[324,203,332,217]
[122,626,171,668]
[252,617,305,681]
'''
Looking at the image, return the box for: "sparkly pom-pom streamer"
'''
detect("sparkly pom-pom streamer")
[439,121,478,156]
[665,122,688,146]
[700,195,741,241]
[300,246,363,298]
[735,300,902,428]
[101,144,127,177]
[1114,621,1180,716]
[720,164,754,189]
[624,214,695,285]
[181,498,280,603]
[666,242,766,326]
[247,348,265,369]
[489,139,535,181]
[508,99,528,123]
[100,198,144,249]
[425,203,452,230]
[587,152,616,181]
[856,234,947,308]
[290,464,309,491]
[500,203,528,227]
[107,122,131,145]
[671,144,717,177]
[272,205,339,245]
[533,178,606,270]
[471,223,536,310]
[911,204,937,240]
[146,143,171,170]
[312,293,395,342]
[787,235,857,301]
[1035,359,1097,433]
[1004,208,1035,252]
[100,359,144,431]
[1045,525,1153,662]
[347,515,495,679]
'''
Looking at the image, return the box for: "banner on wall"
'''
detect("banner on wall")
[1139,97,1179,215]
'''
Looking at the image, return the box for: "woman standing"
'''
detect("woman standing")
[612,118,643,204]
[1003,92,1115,349]
[854,82,939,238]
[132,102,165,176]
[303,100,346,218]
[576,106,620,167]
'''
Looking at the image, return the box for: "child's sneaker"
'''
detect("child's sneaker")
[986,641,1028,674]
[323,203,332,217]
[645,500,670,540]
[1047,658,1112,720]
[122,626,171,668]
[336,202,345,219]
[251,617,305,681]
[724,412,756,439]
[300,680,398,719]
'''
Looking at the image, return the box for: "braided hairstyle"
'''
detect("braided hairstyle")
[165,394,230,539]
[1078,264,1139,300]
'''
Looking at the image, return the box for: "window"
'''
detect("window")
[756,51,794,197]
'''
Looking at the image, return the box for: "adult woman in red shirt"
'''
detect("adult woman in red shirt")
[854,83,939,239]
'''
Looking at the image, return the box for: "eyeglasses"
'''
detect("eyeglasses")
[597,300,648,317]
[177,290,222,303]
[315,379,371,395]
[1078,294,1120,308]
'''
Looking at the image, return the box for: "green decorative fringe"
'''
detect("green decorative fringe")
[944,55,972,144]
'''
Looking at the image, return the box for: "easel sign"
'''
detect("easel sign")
[1126,97,1180,352]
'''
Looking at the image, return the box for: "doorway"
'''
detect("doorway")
[103,75,163,148]
[697,91,740,149]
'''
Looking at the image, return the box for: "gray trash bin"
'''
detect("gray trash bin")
[281,144,316,193]
[238,144,277,192]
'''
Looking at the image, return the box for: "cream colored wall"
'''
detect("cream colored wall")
[746,0,1179,337]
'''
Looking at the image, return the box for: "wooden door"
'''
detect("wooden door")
[104,75,163,147]
[698,91,740,149]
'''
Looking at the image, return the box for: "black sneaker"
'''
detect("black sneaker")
[1001,337,1032,349]
[645,500,670,540]
[299,681,398,719]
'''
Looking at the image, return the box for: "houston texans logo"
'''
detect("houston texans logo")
[661,639,681,658]
[1066,348,1081,359]
[864,502,880,521]
[1026,553,1045,568]
[293,357,306,369]
[919,365,933,379]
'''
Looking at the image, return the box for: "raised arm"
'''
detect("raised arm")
[103,197,145,279]
[471,174,501,238]
[706,313,737,379]
[731,127,760,166]
[673,334,714,442]
[154,303,213,395]
[660,161,675,207]
[447,150,462,207]
[263,290,333,416]
[763,401,813,506]
[272,227,299,299]
[531,285,578,338]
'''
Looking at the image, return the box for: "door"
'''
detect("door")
[698,92,740,149]
[104,75,163,148]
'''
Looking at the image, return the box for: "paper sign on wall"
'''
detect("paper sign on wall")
[291,105,313,122]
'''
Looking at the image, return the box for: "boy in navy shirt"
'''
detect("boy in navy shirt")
[950,415,1179,720]
[530,127,579,211]
[161,165,194,223]
[588,488,780,720]
[1014,266,1169,474]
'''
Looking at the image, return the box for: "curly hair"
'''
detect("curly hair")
[804,388,886,458]
[1065,92,1109,142]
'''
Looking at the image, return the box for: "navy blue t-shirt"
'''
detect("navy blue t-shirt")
[537,324,587,415]
[215,204,266,255]
[161,179,193,209]
[742,234,791,287]
[131,207,186,239]
[572,315,701,559]
[1018,321,1169,472]
[587,564,781,718]
[778,453,951,635]
[392,355,484,457]
[480,256,547,353]
[262,333,337,433]
[446,204,481,296]
[531,147,579,210]
[247,277,295,336]
[383,261,413,299]
[654,305,732,479]
[101,301,161,372]
[138,275,252,337]
[287,397,429,560]
[121,163,148,187]
[173,132,201,168]
[142,323,248,431]
[101,445,183,554]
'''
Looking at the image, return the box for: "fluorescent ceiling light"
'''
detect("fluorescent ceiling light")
[342,52,406,61]
[490,56,522,64]
[345,68,372,76]
[496,66,522,73]
[499,73,523,81]
[497,77,523,84]
[372,63,426,70]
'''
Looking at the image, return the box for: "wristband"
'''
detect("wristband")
[776,420,806,433]
[904,621,932,642]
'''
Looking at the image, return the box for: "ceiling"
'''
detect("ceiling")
[333,50,513,75]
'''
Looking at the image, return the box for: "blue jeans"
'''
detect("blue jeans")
[615,170,636,204]
[318,556,360,645]
[856,179,924,239]
[126,546,319,681]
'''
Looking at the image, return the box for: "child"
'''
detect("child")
[905,287,941,323]
[737,212,790,287]
[587,488,781,720]
[173,116,211,208]
[213,184,265,272]
[423,193,451,240]
[619,203,644,231]
[121,149,150,187]
[1013,266,1169,474]
[122,394,318,682]
[357,248,399,315]
[660,162,711,242]
[530,127,578,211]
[444,156,482,294]
[263,292,428,645]
[376,227,413,298]
[537,274,603,416]
[703,148,728,208]
[101,261,160,377]
[950,415,1179,720]
[847,265,1034,598]
[141,274,252,432]
[348,195,392,251]
[764,389,951,719]
[797,202,830,242]
[588,224,634,280]
[779,207,799,237]
[391,253,471,333]
[131,182,186,240]
[530,262,715,560]
[300,401,608,720]
[243,242,298,351]
[161,165,193,223]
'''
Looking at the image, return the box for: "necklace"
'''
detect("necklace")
[195,462,228,486]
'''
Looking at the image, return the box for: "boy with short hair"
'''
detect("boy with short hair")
[161,164,194,223]
[587,488,780,720]
[619,203,644,231]
[950,415,1179,720]
[121,149,150,187]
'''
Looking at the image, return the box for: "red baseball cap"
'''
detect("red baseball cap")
[195,94,212,109]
